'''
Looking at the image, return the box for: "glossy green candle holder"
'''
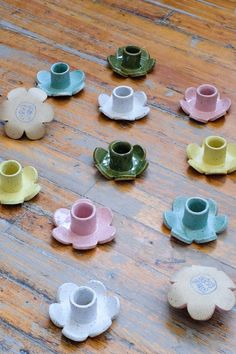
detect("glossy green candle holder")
[107,46,156,77]
[93,141,148,180]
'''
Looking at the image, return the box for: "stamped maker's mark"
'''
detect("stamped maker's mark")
[16,102,36,123]
[190,274,217,295]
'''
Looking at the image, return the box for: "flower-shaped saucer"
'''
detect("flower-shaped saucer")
[187,135,236,174]
[93,140,148,181]
[164,196,227,244]
[49,280,120,341]
[36,62,85,97]
[168,265,236,321]
[0,87,54,140]
[180,84,231,123]
[107,45,156,77]
[98,85,150,121]
[52,198,116,250]
[0,160,40,205]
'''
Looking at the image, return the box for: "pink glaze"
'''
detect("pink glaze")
[52,199,116,250]
[180,84,231,123]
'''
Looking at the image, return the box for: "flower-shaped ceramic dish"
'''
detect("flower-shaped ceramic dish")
[187,135,236,174]
[36,62,85,96]
[0,87,54,140]
[49,280,120,341]
[98,85,150,121]
[164,196,227,244]
[93,141,148,180]
[168,265,236,321]
[52,198,116,250]
[107,45,156,77]
[0,160,40,204]
[180,84,231,123]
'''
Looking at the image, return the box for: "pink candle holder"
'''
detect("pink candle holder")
[52,199,116,250]
[180,84,231,123]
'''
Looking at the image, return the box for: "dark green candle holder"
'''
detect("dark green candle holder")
[107,46,156,77]
[93,141,148,180]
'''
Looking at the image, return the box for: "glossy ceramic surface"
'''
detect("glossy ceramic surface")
[52,198,116,250]
[187,136,236,174]
[49,280,120,341]
[93,141,148,180]
[180,84,231,123]
[36,62,85,96]
[164,196,227,244]
[107,46,156,77]
[0,160,40,204]
[0,87,54,140]
[168,265,236,321]
[98,85,150,121]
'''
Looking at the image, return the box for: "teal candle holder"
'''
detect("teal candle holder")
[164,196,227,244]
[36,62,85,96]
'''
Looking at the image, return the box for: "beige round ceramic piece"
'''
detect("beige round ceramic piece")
[0,87,54,140]
[168,265,236,321]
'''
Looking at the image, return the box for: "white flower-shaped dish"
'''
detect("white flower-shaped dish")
[168,265,236,321]
[49,280,120,342]
[98,87,150,121]
[0,87,54,140]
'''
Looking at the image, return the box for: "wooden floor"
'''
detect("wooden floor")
[0,0,236,353]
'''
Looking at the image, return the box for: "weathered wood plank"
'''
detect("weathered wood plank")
[0,0,236,353]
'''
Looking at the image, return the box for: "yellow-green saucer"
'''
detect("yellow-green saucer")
[187,136,236,175]
[0,160,41,204]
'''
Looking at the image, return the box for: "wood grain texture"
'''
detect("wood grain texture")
[0,0,236,353]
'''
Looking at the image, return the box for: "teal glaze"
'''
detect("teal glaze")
[36,62,85,97]
[182,198,209,230]
[51,62,70,89]
[93,141,148,181]
[164,196,227,244]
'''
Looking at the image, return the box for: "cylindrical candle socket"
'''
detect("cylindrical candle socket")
[109,141,133,171]
[122,46,142,69]
[195,84,218,112]
[0,160,23,193]
[70,200,97,235]
[203,136,227,165]
[50,62,71,89]
[69,286,97,324]
[182,198,209,230]
[112,86,134,113]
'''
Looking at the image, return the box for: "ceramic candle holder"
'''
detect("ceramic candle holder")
[187,135,236,174]
[98,85,150,121]
[36,62,85,96]
[168,265,236,321]
[180,84,231,123]
[0,87,54,140]
[49,280,120,341]
[107,45,156,77]
[52,198,116,250]
[164,196,227,244]
[0,160,40,204]
[93,140,148,180]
